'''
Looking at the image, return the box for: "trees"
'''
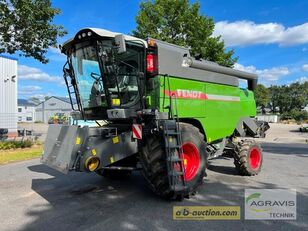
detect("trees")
[254,84,270,109]
[133,0,237,67]
[268,85,280,113]
[268,82,308,120]
[271,85,292,114]
[0,0,66,63]
[288,82,306,111]
[257,82,308,121]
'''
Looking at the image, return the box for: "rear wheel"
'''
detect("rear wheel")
[233,140,263,176]
[140,123,207,199]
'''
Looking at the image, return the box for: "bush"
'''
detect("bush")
[22,139,34,148]
[0,139,34,150]
[281,109,308,122]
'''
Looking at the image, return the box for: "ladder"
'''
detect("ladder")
[64,74,77,110]
[162,75,187,196]
[163,120,187,195]
[63,64,82,112]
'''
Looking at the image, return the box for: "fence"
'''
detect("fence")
[0,113,48,141]
[256,115,279,123]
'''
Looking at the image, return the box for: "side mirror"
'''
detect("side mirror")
[115,34,126,53]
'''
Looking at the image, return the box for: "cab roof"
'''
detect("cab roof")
[62,28,147,52]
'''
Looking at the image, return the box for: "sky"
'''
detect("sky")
[14,0,308,100]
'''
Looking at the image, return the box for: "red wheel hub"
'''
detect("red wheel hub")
[181,142,200,181]
[249,147,261,170]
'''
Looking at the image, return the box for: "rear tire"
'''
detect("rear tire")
[140,123,207,199]
[233,140,263,176]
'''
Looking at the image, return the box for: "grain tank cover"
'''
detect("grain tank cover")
[153,39,258,90]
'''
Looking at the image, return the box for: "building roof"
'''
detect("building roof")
[36,96,77,106]
[18,99,37,106]
[54,96,77,105]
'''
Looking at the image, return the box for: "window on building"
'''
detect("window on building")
[26,117,32,121]
[18,108,22,112]
[18,116,22,121]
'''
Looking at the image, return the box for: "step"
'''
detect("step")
[164,131,181,136]
[167,156,182,162]
[165,144,181,149]
[169,171,184,176]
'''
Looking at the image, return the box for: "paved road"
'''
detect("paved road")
[0,143,308,231]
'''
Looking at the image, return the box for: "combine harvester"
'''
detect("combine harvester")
[42,28,269,200]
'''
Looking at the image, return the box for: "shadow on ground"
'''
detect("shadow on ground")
[208,156,239,176]
[20,143,308,231]
[262,143,308,156]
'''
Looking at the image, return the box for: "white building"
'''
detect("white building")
[18,99,36,122]
[0,55,18,137]
[35,96,77,123]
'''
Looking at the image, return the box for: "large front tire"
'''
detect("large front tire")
[140,123,207,199]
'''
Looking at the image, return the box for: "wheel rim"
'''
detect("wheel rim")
[249,147,261,170]
[181,142,200,181]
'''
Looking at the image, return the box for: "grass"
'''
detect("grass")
[0,145,43,165]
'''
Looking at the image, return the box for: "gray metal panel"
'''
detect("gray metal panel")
[42,125,138,174]
[155,40,239,87]
[83,130,138,170]
[184,58,258,80]
[41,125,79,173]
[235,117,259,137]
[236,120,245,137]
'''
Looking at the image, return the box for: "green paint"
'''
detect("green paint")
[246,193,261,203]
[146,75,256,142]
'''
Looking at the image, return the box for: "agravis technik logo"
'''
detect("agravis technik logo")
[246,192,272,212]
[245,189,296,220]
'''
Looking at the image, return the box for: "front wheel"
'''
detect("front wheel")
[140,123,207,199]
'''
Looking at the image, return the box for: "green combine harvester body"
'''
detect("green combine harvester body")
[150,76,256,142]
[41,28,269,200]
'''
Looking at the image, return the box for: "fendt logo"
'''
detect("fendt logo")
[164,89,207,99]
[164,89,241,102]
[245,189,296,220]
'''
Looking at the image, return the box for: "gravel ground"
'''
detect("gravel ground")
[258,123,308,143]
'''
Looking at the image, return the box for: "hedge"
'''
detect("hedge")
[0,139,34,150]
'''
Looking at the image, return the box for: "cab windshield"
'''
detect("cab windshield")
[71,45,103,108]
[70,39,144,109]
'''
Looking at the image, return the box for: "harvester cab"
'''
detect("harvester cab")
[61,28,150,121]
[41,28,269,200]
